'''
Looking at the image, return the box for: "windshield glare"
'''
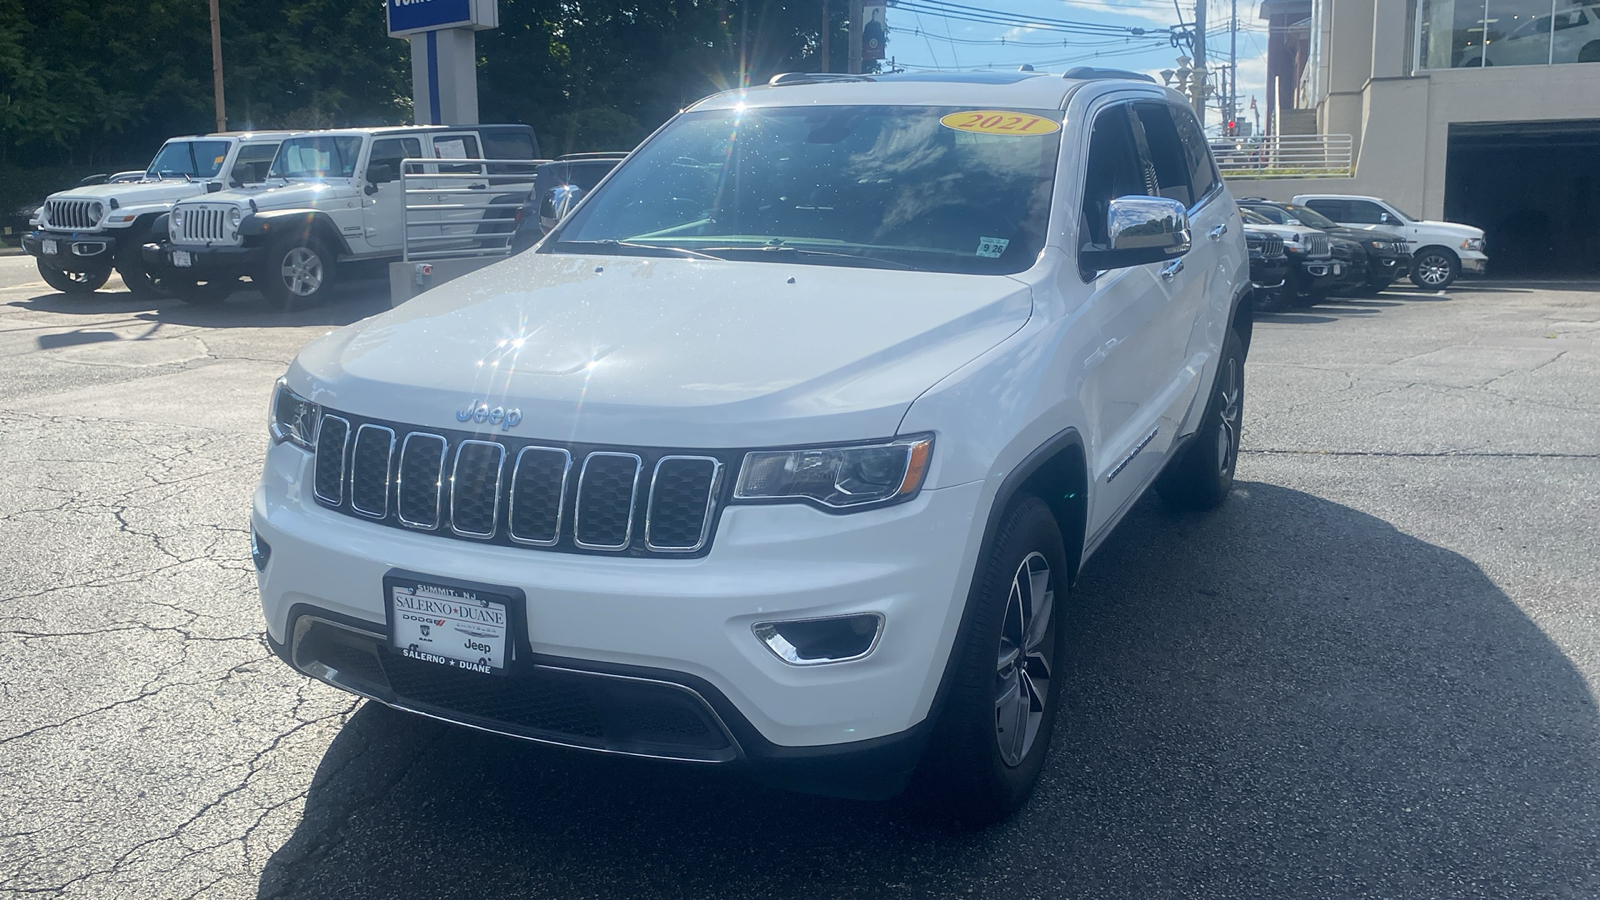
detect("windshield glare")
[146,140,231,179]
[269,136,362,179]
[550,105,1062,274]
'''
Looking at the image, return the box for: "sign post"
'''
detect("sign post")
[387,0,499,126]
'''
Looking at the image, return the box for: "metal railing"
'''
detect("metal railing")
[1214,134,1354,179]
[400,158,545,262]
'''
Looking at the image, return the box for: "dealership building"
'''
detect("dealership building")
[1237,0,1600,275]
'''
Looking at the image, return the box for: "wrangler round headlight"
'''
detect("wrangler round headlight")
[88,201,104,223]
[172,207,185,228]
[228,207,242,228]
[734,435,933,510]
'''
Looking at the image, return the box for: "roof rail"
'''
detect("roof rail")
[1062,66,1156,83]
[768,72,875,87]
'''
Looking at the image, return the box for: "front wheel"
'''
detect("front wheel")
[38,261,111,295]
[1157,328,1245,511]
[115,228,168,297]
[1409,248,1459,290]
[256,235,337,310]
[919,495,1069,826]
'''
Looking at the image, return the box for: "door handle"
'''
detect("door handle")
[1159,258,1184,280]
[1208,223,1228,241]
[468,183,488,190]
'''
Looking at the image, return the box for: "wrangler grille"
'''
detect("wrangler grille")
[311,411,728,558]
[43,199,100,231]
[1245,233,1284,259]
[174,205,235,244]
[1305,233,1331,258]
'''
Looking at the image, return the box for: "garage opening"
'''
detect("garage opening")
[1445,120,1600,277]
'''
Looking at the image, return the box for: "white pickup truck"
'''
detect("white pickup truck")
[21,132,293,296]
[1292,193,1487,289]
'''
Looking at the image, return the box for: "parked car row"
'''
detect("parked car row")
[1236,192,1488,312]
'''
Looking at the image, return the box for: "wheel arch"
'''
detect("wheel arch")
[1229,280,1254,358]
[1414,243,1460,264]
[241,210,353,256]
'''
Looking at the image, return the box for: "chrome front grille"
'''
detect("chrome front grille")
[1305,234,1331,258]
[1245,233,1284,259]
[44,199,99,231]
[312,411,728,558]
[174,205,233,243]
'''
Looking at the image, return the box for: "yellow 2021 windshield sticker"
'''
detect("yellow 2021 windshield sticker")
[940,111,1061,136]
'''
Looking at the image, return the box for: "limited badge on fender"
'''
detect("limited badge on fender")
[939,111,1062,136]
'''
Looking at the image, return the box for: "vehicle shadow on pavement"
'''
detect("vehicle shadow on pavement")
[10,282,392,330]
[257,483,1600,900]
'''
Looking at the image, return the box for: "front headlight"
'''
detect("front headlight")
[172,207,185,228]
[1461,237,1485,252]
[1369,240,1386,250]
[269,378,319,450]
[229,207,242,229]
[88,201,104,224]
[734,435,933,510]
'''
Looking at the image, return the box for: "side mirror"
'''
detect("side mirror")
[538,184,584,232]
[1378,212,1392,224]
[1080,196,1191,272]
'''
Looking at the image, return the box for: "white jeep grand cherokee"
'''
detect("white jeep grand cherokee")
[254,69,1251,824]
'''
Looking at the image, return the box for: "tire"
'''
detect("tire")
[168,276,239,306]
[114,227,168,298]
[1157,328,1245,511]
[256,234,337,310]
[920,495,1069,826]
[1408,247,1459,290]
[38,261,111,294]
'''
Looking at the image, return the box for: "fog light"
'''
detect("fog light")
[753,613,882,666]
[251,530,271,571]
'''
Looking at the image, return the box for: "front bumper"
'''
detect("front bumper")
[1368,252,1411,283]
[142,240,263,275]
[23,230,120,272]
[252,440,984,793]
[1461,250,1488,275]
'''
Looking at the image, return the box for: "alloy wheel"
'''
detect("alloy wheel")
[280,247,324,297]
[1215,356,1242,475]
[995,551,1055,767]
[1416,253,1452,287]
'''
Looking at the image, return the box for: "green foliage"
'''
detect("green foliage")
[0,0,853,169]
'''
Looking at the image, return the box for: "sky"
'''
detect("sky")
[879,0,1272,133]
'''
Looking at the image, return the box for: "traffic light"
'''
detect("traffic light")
[1226,119,1237,136]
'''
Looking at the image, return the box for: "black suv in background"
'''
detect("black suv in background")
[1241,218,1290,311]
[1239,199,1411,295]
[508,152,628,254]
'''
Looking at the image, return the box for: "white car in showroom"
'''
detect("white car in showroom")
[253,69,1252,823]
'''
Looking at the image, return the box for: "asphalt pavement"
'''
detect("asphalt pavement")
[1,255,1597,899]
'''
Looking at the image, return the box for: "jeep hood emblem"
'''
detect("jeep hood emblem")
[455,400,522,431]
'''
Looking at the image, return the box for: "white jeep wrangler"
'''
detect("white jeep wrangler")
[21,132,292,296]
[150,125,537,307]
[253,70,1251,823]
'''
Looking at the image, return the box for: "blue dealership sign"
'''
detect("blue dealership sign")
[388,0,479,37]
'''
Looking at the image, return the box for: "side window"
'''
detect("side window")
[232,143,279,185]
[1170,107,1218,205]
[482,132,536,160]
[368,138,422,180]
[1344,200,1389,224]
[1079,105,1150,250]
[432,134,482,174]
[1246,204,1289,225]
[1302,198,1347,221]
[1131,103,1194,209]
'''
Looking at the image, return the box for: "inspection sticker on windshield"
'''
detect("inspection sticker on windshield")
[390,582,509,675]
[977,237,1010,258]
[940,111,1061,136]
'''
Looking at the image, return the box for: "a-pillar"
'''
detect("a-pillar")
[410,28,479,126]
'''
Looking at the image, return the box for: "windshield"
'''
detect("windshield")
[1239,208,1273,225]
[145,140,231,179]
[549,105,1062,274]
[269,136,362,179]
[1284,204,1340,229]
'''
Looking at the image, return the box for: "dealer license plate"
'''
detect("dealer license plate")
[389,581,510,674]
[42,239,58,255]
[172,249,192,268]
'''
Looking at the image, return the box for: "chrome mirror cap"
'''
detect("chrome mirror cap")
[1107,195,1191,254]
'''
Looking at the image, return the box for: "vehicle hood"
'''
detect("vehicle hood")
[47,179,203,209]
[1241,223,1322,242]
[1324,226,1407,244]
[290,253,1034,448]
[1346,220,1484,240]
[187,179,356,211]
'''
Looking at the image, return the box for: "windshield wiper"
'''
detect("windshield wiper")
[695,244,918,271]
[552,239,720,261]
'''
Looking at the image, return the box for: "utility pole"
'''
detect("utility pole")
[821,0,830,73]
[1230,0,1238,133]
[1192,0,1206,126]
[209,0,226,132]
[848,0,863,74]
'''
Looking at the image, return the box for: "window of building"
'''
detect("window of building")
[1418,0,1600,69]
